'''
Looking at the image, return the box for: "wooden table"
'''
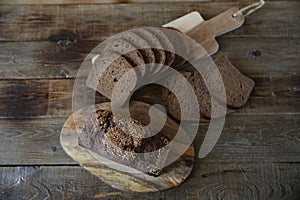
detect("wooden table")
[0,1,299,199]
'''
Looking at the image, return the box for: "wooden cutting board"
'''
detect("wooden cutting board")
[163,11,204,33]
[163,8,244,56]
[60,101,195,192]
[186,7,245,55]
[155,8,244,75]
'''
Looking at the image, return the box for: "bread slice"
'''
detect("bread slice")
[121,31,156,80]
[132,28,166,77]
[104,38,145,68]
[78,109,170,176]
[147,27,175,67]
[162,27,188,68]
[204,53,255,108]
[161,53,255,120]
[86,52,135,99]
[161,71,227,120]
[121,31,156,65]
[133,28,166,65]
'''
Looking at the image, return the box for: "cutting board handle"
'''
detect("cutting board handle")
[208,7,245,37]
[186,7,245,39]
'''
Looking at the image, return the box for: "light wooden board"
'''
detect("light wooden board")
[186,7,244,55]
[60,101,195,192]
[163,11,204,33]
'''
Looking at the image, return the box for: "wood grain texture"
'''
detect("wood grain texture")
[0,114,299,165]
[0,37,298,79]
[0,163,299,200]
[0,0,210,5]
[0,74,298,118]
[0,1,299,42]
[0,0,295,5]
[0,0,299,198]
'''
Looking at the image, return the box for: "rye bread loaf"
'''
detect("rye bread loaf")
[78,109,170,176]
[86,52,135,99]
[204,53,255,108]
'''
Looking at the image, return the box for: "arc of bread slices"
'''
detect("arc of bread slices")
[121,31,156,80]
[147,27,176,66]
[132,28,166,79]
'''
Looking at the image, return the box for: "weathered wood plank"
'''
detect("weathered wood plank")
[0,0,211,5]
[0,0,294,5]
[0,117,74,165]
[0,115,299,165]
[0,1,299,41]
[0,73,298,118]
[0,163,299,199]
[0,37,298,79]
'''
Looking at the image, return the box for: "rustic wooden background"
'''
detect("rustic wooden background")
[0,0,299,199]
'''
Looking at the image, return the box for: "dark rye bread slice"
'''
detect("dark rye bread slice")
[161,71,228,120]
[204,53,255,108]
[162,53,255,120]
[121,31,156,65]
[121,31,155,80]
[78,109,170,176]
[162,27,188,68]
[103,38,145,68]
[86,52,135,99]
[132,29,166,77]
[147,27,175,67]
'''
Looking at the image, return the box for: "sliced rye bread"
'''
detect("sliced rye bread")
[86,51,135,99]
[161,71,228,120]
[132,28,166,77]
[121,31,156,79]
[161,53,255,120]
[204,53,255,108]
[121,31,156,65]
[147,27,176,67]
[104,38,145,68]
[162,27,188,68]
[103,38,145,79]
